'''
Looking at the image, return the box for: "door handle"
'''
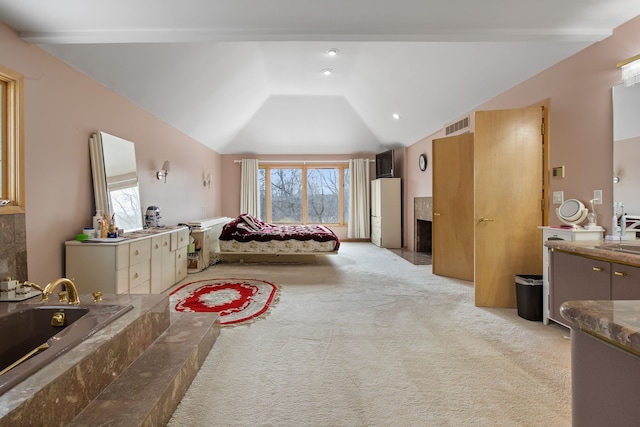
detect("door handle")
[433,212,441,216]
[478,217,494,223]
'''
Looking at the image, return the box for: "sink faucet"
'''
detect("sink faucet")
[43,278,80,305]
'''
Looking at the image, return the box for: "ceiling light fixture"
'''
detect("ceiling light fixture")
[322,68,333,76]
[392,113,401,120]
[617,53,640,87]
[326,48,339,56]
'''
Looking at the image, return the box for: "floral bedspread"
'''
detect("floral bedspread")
[219,214,340,252]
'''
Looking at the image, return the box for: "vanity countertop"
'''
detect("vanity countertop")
[544,238,640,266]
[561,300,640,356]
[548,237,640,355]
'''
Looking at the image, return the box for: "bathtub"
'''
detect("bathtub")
[0,303,133,395]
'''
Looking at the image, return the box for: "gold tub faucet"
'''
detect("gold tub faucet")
[21,281,45,293]
[43,278,80,305]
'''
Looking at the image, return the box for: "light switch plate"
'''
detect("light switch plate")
[553,191,564,205]
[593,190,602,205]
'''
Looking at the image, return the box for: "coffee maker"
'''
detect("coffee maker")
[145,206,162,228]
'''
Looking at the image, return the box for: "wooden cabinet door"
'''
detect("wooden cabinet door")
[161,233,175,291]
[474,106,543,307]
[432,133,474,281]
[611,263,640,299]
[550,251,610,324]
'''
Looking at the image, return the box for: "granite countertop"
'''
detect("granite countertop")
[561,300,640,355]
[544,239,640,266]
[548,238,640,355]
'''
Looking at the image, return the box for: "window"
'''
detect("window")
[0,64,24,213]
[259,164,349,225]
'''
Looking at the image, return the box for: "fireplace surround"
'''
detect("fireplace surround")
[414,197,432,254]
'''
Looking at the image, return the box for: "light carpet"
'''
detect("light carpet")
[168,242,571,427]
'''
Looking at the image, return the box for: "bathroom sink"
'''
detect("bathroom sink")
[597,243,640,254]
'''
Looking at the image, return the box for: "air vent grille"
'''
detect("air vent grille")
[445,116,469,136]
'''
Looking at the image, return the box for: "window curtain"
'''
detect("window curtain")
[240,159,259,217]
[348,159,371,239]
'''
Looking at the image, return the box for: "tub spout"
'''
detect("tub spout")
[43,278,80,305]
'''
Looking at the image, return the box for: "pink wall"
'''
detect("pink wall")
[0,23,222,284]
[403,15,640,251]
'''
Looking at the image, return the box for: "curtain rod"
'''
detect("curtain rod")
[234,159,374,164]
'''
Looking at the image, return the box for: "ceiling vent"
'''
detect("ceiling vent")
[445,116,470,136]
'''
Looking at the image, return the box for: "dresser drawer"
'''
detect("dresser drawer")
[129,280,150,294]
[172,228,190,251]
[129,239,151,266]
[129,259,151,288]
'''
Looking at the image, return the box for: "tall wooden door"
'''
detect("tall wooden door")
[474,106,542,307]
[432,133,474,281]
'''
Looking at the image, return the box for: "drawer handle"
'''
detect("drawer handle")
[592,267,604,272]
[614,271,627,277]
[155,244,159,249]
[134,250,139,256]
[133,273,138,279]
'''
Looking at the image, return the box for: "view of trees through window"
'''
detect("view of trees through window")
[259,165,349,225]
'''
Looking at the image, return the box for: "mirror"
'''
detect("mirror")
[89,131,144,233]
[613,83,640,217]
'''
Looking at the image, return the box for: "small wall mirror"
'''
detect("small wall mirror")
[89,131,144,233]
[613,83,640,216]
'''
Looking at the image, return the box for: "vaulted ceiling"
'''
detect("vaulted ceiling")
[1,1,639,154]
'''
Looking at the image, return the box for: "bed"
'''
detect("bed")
[218,214,340,258]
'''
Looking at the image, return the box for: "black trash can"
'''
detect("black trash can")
[515,275,543,321]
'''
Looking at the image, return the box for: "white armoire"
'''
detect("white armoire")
[371,178,401,248]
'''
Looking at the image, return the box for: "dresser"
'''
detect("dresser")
[371,178,401,248]
[65,226,189,295]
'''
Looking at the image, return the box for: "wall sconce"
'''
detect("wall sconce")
[156,160,170,183]
[203,173,212,188]
[617,53,640,87]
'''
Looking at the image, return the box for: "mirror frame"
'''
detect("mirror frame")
[89,131,144,233]
[612,83,640,216]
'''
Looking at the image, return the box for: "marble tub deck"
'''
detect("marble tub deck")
[0,293,220,426]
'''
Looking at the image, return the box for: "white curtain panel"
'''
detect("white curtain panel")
[240,159,259,217]
[348,159,371,239]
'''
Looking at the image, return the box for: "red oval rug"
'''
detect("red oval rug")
[169,278,280,325]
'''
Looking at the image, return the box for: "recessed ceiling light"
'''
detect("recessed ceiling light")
[322,68,333,76]
[392,113,401,120]
[326,48,339,56]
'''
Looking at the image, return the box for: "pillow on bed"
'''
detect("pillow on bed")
[239,214,264,231]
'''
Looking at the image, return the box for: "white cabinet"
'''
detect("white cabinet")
[371,178,401,248]
[539,226,604,325]
[65,226,189,295]
[187,227,211,273]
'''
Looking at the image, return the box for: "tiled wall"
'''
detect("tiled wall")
[0,213,27,281]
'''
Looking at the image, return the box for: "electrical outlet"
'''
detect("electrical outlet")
[553,191,564,205]
[593,190,603,205]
